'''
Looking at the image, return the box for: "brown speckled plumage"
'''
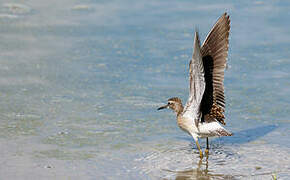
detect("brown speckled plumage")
[209,103,226,125]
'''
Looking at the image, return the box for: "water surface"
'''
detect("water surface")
[0,0,290,179]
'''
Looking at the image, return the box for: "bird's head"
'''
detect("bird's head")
[157,97,183,115]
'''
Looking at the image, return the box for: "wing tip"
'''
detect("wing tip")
[193,30,202,59]
[194,31,200,46]
[223,12,230,19]
[221,12,231,29]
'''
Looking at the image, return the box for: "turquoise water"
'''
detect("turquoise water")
[0,0,290,179]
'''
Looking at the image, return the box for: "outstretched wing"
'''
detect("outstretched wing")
[200,13,230,125]
[182,32,205,127]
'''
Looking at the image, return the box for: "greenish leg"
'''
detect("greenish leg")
[195,140,203,159]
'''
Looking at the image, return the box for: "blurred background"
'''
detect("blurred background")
[0,0,289,179]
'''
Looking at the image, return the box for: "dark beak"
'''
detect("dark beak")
[157,105,168,110]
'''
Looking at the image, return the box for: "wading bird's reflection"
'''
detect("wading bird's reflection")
[174,157,209,180]
[173,157,233,180]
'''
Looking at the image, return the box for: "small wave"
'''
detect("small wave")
[2,3,31,15]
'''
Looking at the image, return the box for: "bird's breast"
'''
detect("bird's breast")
[177,116,198,135]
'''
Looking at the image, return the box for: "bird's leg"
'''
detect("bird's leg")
[195,140,203,159]
[205,137,209,156]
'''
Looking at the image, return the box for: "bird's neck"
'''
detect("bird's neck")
[175,104,184,117]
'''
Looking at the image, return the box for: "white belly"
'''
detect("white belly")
[177,116,229,139]
[197,121,224,137]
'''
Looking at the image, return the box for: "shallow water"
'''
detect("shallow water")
[0,0,290,179]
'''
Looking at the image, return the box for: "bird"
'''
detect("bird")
[157,13,232,158]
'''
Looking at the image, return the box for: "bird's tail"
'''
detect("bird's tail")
[215,127,233,136]
[200,121,233,137]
